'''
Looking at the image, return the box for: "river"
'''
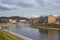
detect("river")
[2,23,60,40]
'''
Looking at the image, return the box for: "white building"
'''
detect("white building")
[9,19,17,23]
[19,20,27,23]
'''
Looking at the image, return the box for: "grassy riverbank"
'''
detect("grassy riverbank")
[0,30,23,40]
[30,23,60,30]
[30,23,48,29]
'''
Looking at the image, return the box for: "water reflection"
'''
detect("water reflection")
[48,30,54,40]
[3,23,60,40]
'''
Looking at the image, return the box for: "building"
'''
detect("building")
[0,17,10,23]
[39,16,48,24]
[19,20,27,23]
[10,16,29,22]
[55,17,60,25]
[9,19,17,23]
[30,15,56,24]
[39,15,56,24]
[47,15,56,24]
[30,17,40,24]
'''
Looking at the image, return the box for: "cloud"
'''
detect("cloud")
[0,3,17,9]
[17,2,34,8]
[0,4,17,11]
[0,0,60,13]
[1,0,60,8]
[0,0,17,11]
[2,0,40,8]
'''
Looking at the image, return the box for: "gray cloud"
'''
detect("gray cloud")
[17,2,34,8]
[1,0,60,9]
[0,0,60,17]
[0,0,17,11]
[2,0,35,8]
[0,3,17,11]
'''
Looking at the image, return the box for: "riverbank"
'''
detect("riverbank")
[3,29,33,40]
[0,30,23,40]
[30,24,60,30]
[0,22,19,27]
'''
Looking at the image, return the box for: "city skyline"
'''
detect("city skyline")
[0,0,60,17]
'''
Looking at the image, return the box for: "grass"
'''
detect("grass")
[30,23,60,30]
[0,30,23,40]
[30,23,45,29]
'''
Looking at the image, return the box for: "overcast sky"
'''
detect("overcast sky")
[0,0,60,17]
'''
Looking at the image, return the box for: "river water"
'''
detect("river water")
[3,23,60,40]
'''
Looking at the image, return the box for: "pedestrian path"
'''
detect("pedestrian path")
[0,30,23,40]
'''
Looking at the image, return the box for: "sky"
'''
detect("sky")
[0,0,60,18]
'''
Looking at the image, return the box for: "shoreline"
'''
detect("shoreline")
[30,24,60,30]
[3,29,33,40]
